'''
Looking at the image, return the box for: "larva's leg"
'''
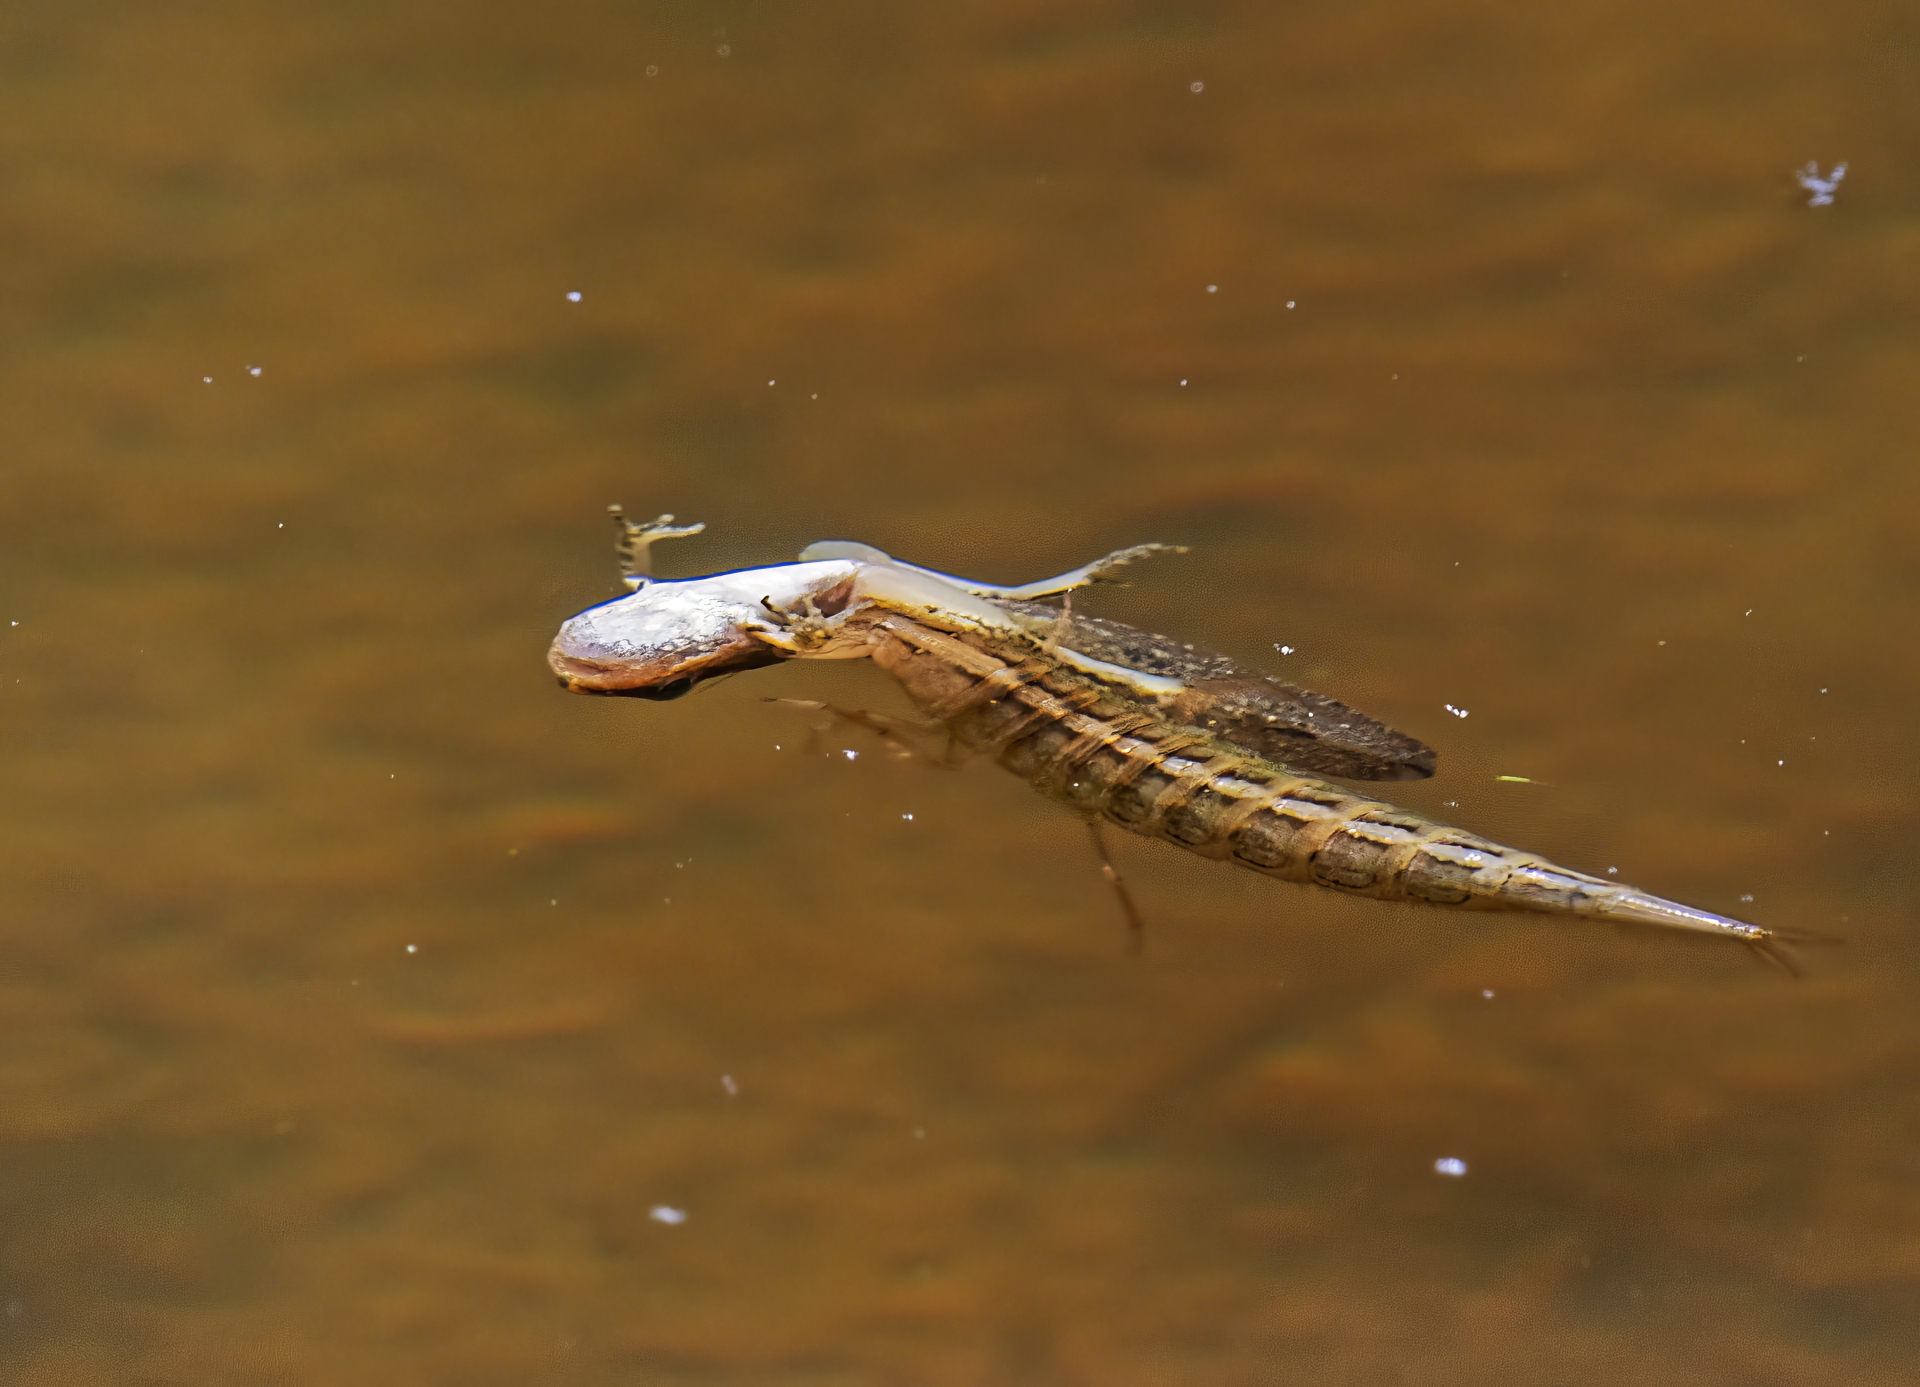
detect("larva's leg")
[763,699,963,766]
[1086,820,1146,954]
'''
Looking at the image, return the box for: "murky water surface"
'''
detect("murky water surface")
[3,2,1918,1381]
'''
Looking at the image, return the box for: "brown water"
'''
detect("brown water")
[3,1,1918,1381]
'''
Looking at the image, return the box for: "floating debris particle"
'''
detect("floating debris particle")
[1797,161,1847,207]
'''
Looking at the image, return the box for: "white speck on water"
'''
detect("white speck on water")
[774,744,781,750]
[1607,866,1618,875]
[1820,688,1828,693]
[902,813,914,821]
[1443,801,1458,807]
[1445,704,1469,718]
[1658,640,1666,646]
[1206,283,1217,293]
[8,621,15,627]
[768,379,775,386]
[1778,760,1785,766]
[1180,379,1188,386]
[1797,161,1847,207]
[1745,609,1753,616]
[550,899,557,906]
[1286,300,1296,308]
[645,65,658,76]
[811,393,818,399]
[1741,894,1755,903]
[247,365,262,376]
[405,944,418,954]
[1434,1158,1468,1177]
[1190,81,1204,93]
[1275,644,1294,655]
[650,1205,688,1225]
[1481,990,1495,999]
[721,1074,738,1096]
[566,290,582,302]
[843,749,858,760]
[716,43,730,55]
[203,376,212,383]
[277,522,284,528]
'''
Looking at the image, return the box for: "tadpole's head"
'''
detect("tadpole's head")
[547,560,858,698]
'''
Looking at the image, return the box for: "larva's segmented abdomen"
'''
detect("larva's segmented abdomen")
[867,611,1783,954]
